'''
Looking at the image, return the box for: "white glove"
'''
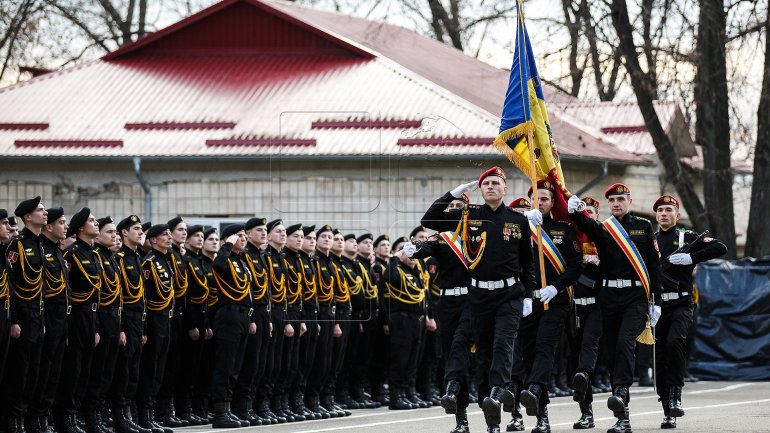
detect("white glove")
[568,195,581,213]
[584,254,600,266]
[522,298,533,317]
[650,305,662,327]
[403,241,417,258]
[450,181,477,198]
[668,253,693,266]
[524,209,543,226]
[539,285,558,304]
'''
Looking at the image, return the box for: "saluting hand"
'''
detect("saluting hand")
[450,180,477,198]
[226,234,239,245]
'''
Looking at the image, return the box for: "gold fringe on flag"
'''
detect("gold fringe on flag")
[491,121,535,179]
[636,318,656,345]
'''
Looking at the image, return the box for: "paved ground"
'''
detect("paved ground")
[184,381,770,433]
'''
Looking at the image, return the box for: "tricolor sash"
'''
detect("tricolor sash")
[439,232,469,270]
[529,221,566,274]
[601,216,651,299]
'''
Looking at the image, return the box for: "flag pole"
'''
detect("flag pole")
[527,132,548,310]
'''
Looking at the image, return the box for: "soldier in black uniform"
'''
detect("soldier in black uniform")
[209,224,253,429]
[515,180,581,433]
[194,228,218,422]
[28,208,70,433]
[353,233,380,409]
[421,167,535,433]
[136,224,175,433]
[235,218,273,425]
[567,183,663,433]
[7,216,20,239]
[2,197,48,433]
[409,227,439,409]
[337,234,364,410]
[175,225,209,426]
[653,195,726,429]
[566,197,604,430]
[110,215,151,433]
[298,226,323,418]
[408,194,474,433]
[282,224,310,419]
[85,217,123,433]
[368,234,391,406]
[157,217,188,428]
[0,210,12,391]
[55,208,104,433]
[327,230,352,413]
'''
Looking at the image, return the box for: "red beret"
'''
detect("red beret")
[508,197,532,209]
[526,179,556,198]
[604,183,631,198]
[478,166,507,187]
[653,194,680,211]
[582,196,600,210]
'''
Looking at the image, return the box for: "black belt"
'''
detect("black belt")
[71,302,99,312]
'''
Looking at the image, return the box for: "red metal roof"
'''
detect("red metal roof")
[0,0,647,165]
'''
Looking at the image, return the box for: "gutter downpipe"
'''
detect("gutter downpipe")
[576,161,609,196]
[133,157,152,221]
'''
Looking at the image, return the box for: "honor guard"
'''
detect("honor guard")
[195,228,218,422]
[327,230,352,416]
[298,226,322,418]
[209,224,253,429]
[282,224,309,419]
[567,184,663,433]
[337,233,365,410]
[2,197,48,433]
[55,208,104,433]
[111,215,152,433]
[566,197,604,430]
[28,208,70,433]
[352,233,380,409]
[136,224,175,433]
[515,180,581,433]
[421,167,536,433]
[368,234,391,406]
[653,195,726,429]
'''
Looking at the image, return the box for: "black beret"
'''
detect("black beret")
[286,223,303,235]
[146,224,169,239]
[332,228,341,236]
[391,236,408,252]
[222,223,246,239]
[66,207,91,238]
[357,233,373,243]
[343,233,357,241]
[187,225,203,236]
[373,234,389,247]
[316,225,333,237]
[302,225,316,236]
[117,215,141,234]
[46,207,64,224]
[245,217,267,231]
[409,226,426,240]
[0,209,7,221]
[167,216,185,231]
[203,227,218,240]
[97,216,114,230]
[141,221,152,232]
[266,219,283,233]
[14,196,41,217]
[8,216,17,227]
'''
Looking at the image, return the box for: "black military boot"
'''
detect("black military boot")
[136,410,163,433]
[155,403,183,430]
[441,380,461,414]
[505,407,524,432]
[388,389,412,411]
[112,406,139,433]
[231,400,260,427]
[148,410,172,433]
[668,386,684,417]
[224,402,249,427]
[122,406,151,433]
[532,406,551,433]
[282,394,305,422]
[408,387,431,409]
[502,382,519,413]
[211,403,241,429]
[450,407,470,433]
[573,402,594,429]
[293,392,314,420]
[38,417,54,433]
[573,371,590,403]
[308,396,329,420]
[607,386,629,418]
[607,408,631,433]
[84,411,101,433]
[482,386,505,427]
[519,383,543,417]
[328,395,351,417]
[661,399,676,429]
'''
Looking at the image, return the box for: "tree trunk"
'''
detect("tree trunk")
[610,0,709,233]
[695,0,737,258]
[744,19,770,258]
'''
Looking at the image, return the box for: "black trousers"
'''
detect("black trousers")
[84,309,121,411]
[388,312,424,393]
[655,302,694,400]
[601,300,647,394]
[210,305,250,404]
[438,296,472,409]
[54,306,97,416]
[567,305,602,404]
[137,310,171,409]
[471,295,522,401]
[234,305,269,405]
[157,306,184,410]
[282,308,302,392]
[0,304,10,386]
[351,316,376,397]
[29,303,68,418]
[109,308,144,408]
[307,307,334,398]
[1,305,44,418]
[368,311,389,396]
[416,316,440,396]
[328,309,351,397]
[267,308,287,396]
[298,310,319,392]
[176,306,207,412]
[338,311,361,397]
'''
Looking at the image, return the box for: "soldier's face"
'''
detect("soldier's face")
[316,232,333,250]
[0,219,10,243]
[302,232,316,253]
[537,190,554,215]
[446,200,465,211]
[45,217,68,241]
[412,231,428,242]
[204,233,219,254]
[481,177,507,203]
[656,205,680,228]
[375,241,390,258]
[344,238,358,255]
[97,223,117,247]
[332,234,344,253]
[186,231,204,251]
[231,232,247,252]
[585,206,599,221]
[358,239,373,256]
[123,224,144,247]
[171,223,187,245]
[287,230,304,251]
[82,215,100,238]
[152,230,172,250]
[28,204,48,226]
[607,194,632,217]
[247,226,267,246]
[269,225,286,247]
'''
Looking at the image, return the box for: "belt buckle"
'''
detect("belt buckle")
[141,311,147,322]
[66,304,72,315]
[614,279,623,287]
[91,303,98,312]
[168,309,174,318]
[248,308,254,317]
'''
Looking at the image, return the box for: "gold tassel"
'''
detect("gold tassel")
[636,319,656,345]
[492,121,536,179]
